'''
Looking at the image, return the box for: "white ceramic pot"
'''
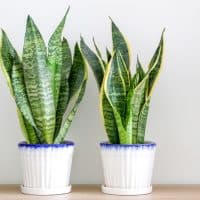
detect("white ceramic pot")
[100,141,156,196]
[18,141,74,195]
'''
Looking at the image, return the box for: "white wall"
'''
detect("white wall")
[0,0,200,184]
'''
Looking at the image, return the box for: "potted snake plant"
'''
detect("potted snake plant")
[0,8,87,195]
[81,20,164,195]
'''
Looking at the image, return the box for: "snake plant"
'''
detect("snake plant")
[0,9,88,144]
[81,20,164,144]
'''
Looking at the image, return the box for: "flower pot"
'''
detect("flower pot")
[18,141,74,195]
[100,141,156,196]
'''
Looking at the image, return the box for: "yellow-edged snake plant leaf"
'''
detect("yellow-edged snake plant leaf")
[100,87,120,144]
[103,52,132,144]
[80,37,104,89]
[137,99,150,143]
[54,37,72,139]
[22,16,56,144]
[148,30,164,96]
[128,73,148,143]
[54,43,87,143]
[92,38,106,68]
[48,8,69,107]
[106,47,112,63]
[0,30,41,143]
[111,19,130,68]
[136,31,164,143]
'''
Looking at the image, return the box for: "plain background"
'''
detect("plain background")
[0,0,200,184]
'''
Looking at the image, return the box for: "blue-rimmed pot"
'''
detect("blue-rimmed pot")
[18,141,74,195]
[100,141,156,196]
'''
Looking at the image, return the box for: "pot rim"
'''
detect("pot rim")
[100,141,156,148]
[18,141,74,148]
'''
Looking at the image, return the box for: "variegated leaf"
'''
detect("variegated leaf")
[48,8,69,107]
[104,52,126,121]
[100,89,119,144]
[54,37,72,139]
[92,38,106,68]
[111,19,130,68]
[137,99,150,143]
[104,53,131,143]
[80,37,104,88]
[1,30,41,142]
[22,16,55,144]
[106,47,112,63]
[129,75,149,143]
[54,43,87,143]
[148,30,164,96]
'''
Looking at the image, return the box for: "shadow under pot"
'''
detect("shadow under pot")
[18,141,74,195]
[100,141,156,196]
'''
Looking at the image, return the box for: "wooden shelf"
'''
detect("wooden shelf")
[0,185,199,199]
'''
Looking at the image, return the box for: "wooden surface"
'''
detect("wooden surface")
[0,185,200,200]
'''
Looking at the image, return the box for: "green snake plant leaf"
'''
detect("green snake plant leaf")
[100,88,119,144]
[48,8,69,107]
[80,37,104,88]
[136,56,145,79]
[103,53,131,144]
[111,19,130,68]
[106,47,112,63]
[125,71,141,138]
[148,30,164,96]
[92,38,106,68]
[104,52,127,121]
[117,51,131,92]
[54,43,87,143]
[22,16,55,144]
[137,99,150,143]
[129,75,149,143]
[54,37,72,139]
[0,30,41,143]
[17,109,39,144]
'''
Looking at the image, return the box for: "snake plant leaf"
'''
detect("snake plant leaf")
[136,56,145,79]
[48,8,69,107]
[110,106,130,144]
[54,38,72,139]
[103,53,131,143]
[54,43,87,143]
[80,37,104,89]
[0,30,42,142]
[117,51,131,92]
[111,19,130,68]
[92,38,106,68]
[100,87,119,144]
[54,80,87,144]
[104,52,127,121]
[129,75,149,143]
[137,99,150,143]
[106,47,112,63]
[0,30,13,92]
[148,30,164,96]
[17,109,39,144]
[23,16,55,144]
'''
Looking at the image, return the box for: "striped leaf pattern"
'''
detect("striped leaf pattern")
[54,43,87,143]
[82,20,164,144]
[0,10,87,144]
[23,16,55,144]
[80,37,104,88]
[48,9,69,107]
[54,38,72,139]
[111,19,130,68]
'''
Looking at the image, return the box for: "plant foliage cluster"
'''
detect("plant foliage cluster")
[81,21,164,144]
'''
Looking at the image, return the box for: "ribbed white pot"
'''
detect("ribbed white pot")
[100,141,156,196]
[18,141,74,195]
